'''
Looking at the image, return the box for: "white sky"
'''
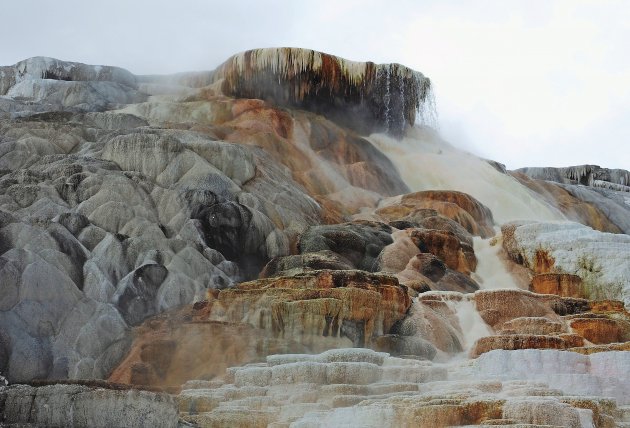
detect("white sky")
[1,0,628,170]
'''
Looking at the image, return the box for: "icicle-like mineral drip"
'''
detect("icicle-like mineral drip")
[211,48,432,137]
[383,66,392,133]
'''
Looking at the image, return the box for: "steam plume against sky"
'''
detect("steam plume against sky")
[2,0,628,169]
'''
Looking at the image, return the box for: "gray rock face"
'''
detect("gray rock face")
[0,383,178,428]
[405,253,478,293]
[553,183,630,234]
[0,57,324,383]
[298,221,394,272]
[0,57,145,118]
[515,165,630,234]
[260,250,355,278]
[516,164,630,188]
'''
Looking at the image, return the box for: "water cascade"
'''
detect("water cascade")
[368,127,566,224]
[443,294,493,355]
[471,230,521,290]
[1,50,629,428]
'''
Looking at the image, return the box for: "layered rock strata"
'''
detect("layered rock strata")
[175,347,629,427]
[109,270,411,388]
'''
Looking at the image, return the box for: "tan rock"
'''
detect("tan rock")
[111,269,412,388]
[568,341,630,354]
[473,289,561,329]
[401,191,494,236]
[217,270,411,347]
[498,317,566,336]
[376,190,495,238]
[471,334,583,357]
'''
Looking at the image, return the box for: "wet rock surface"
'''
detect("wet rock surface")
[109,269,412,388]
[0,54,421,384]
[1,51,630,428]
[174,348,628,428]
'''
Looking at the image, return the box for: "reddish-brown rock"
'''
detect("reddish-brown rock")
[568,317,629,345]
[110,270,411,388]
[375,190,495,238]
[498,317,566,336]
[531,273,586,298]
[220,270,411,347]
[473,290,562,329]
[408,228,477,274]
[109,310,291,389]
[398,192,494,236]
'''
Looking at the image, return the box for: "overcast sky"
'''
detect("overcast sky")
[2,0,628,170]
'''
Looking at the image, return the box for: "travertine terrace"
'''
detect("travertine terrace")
[0,49,629,427]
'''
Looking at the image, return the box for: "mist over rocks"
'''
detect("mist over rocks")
[0,51,430,385]
[211,48,433,137]
[0,49,629,427]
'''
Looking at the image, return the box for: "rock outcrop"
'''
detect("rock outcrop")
[0,382,178,428]
[109,269,411,387]
[0,52,423,383]
[513,166,630,234]
[502,221,630,305]
[371,190,495,238]
[511,171,624,233]
[1,49,630,428]
[211,48,433,137]
[516,164,630,190]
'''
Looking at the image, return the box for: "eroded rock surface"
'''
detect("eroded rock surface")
[2,50,630,428]
[0,382,178,428]
[110,269,412,388]
[0,53,423,383]
[212,48,432,137]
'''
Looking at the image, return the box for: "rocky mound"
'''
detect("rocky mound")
[1,49,629,428]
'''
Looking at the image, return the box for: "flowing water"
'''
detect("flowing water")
[368,127,565,224]
[471,230,520,290]
[444,296,493,354]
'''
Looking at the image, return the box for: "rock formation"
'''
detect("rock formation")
[173,348,628,427]
[0,382,178,428]
[513,166,630,234]
[502,221,630,305]
[212,48,433,136]
[1,48,629,427]
[517,164,630,190]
